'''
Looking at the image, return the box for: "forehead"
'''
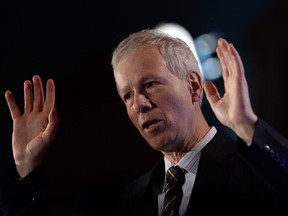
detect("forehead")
[114,47,173,93]
[115,47,166,78]
[117,46,164,69]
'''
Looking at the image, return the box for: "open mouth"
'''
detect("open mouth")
[142,119,161,130]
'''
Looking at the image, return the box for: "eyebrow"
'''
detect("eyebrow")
[117,76,148,97]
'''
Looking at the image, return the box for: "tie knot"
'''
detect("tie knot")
[161,166,187,216]
[165,166,187,188]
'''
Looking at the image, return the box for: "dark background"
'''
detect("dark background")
[0,0,287,213]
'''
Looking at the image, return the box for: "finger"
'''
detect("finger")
[219,39,244,78]
[32,75,44,112]
[204,81,221,105]
[5,90,21,120]
[228,43,245,77]
[42,107,59,144]
[216,46,228,81]
[24,80,33,112]
[216,38,229,81]
[43,79,56,113]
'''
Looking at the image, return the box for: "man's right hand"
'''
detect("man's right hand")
[5,75,59,178]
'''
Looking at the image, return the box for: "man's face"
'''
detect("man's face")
[114,47,198,152]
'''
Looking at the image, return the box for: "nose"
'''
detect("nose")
[132,94,152,113]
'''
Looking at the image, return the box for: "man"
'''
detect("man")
[110,29,287,215]
[0,29,287,215]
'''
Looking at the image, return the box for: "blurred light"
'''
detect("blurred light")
[194,31,224,80]
[154,22,204,78]
[195,33,218,61]
[202,57,222,80]
[154,22,224,81]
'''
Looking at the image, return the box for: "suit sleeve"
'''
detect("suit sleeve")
[252,118,288,170]
[238,118,288,198]
[0,165,110,216]
[0,165,50,216]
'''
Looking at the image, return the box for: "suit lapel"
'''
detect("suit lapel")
[185,129,238,214]
[129,159,165,216]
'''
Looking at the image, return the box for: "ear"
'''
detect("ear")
[186,71,203,103]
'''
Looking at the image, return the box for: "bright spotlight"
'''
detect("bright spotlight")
[154,22,204,79]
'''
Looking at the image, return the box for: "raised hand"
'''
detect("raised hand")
[5,75,59,178]
[204,38,257,144]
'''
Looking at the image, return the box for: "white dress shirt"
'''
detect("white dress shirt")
[158,126,217,216]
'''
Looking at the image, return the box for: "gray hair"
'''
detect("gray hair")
[111,29,201,80]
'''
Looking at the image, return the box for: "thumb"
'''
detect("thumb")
[203,81,221,106]
[43,107,59,144]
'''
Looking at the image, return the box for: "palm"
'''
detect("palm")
[12,111,51,161]
[5,75,58,177]
[204,38,254,130]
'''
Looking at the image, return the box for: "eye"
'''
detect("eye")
[123,92,132,102]
[145,81,158,90]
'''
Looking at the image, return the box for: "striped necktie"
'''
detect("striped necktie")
[161,166,187,216]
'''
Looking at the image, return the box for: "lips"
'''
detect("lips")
[142,119,161,130]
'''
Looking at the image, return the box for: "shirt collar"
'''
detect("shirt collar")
[164,126,217,174]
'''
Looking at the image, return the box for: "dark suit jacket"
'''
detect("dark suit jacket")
[1,119,288,216]
[113,127,284,216]
[240,119,288,196]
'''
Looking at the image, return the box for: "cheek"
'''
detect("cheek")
[164,84,192,107]
[127,109,139,128]
[163,94,192,123]
[163,90,191,111]
[127,109,134,122]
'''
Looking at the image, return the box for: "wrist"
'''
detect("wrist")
[233,113,258,145]
[15,158,43,178]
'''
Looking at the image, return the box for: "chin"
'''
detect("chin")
[146,139,169,152]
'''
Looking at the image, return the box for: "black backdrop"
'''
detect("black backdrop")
[0,0,287,213]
